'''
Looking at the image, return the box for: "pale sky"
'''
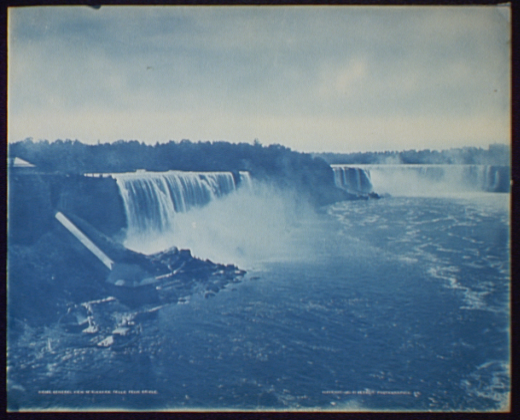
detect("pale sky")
[8,5,511,153]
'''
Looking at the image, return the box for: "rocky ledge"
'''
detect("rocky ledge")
[8,211,246,349]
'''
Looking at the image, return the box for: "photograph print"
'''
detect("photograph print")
[7,5,511,412]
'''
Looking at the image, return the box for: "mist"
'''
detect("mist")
[366,165,509,197]
[122,181,320,269]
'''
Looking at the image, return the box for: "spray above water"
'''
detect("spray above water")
[332,164,510,196]
[113,165,510,268]
[113,170,317,267]
[113,170,240,237]
[168,183,319,267]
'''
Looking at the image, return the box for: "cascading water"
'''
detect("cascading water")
[239,171,253,190]
[113,170,250,252]
[332,166,373,194]
[332,164,510,196]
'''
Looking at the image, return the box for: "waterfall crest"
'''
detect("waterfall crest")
[113,170,247,241]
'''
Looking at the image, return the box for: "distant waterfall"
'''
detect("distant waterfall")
[239,171,253,190]
[332,166,373,194]
[113,170,249,239]
[332,165,510,195]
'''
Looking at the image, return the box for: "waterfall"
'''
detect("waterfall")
[239,171,253,190]
[113,170,248,240]
[332,166,373,194]
[332,164,510,196]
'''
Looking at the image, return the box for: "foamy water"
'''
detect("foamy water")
[8,191,510,411]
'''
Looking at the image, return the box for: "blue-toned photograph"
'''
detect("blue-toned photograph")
[7,5,510,412]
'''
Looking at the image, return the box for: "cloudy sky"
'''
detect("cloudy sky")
[8,5,510,152]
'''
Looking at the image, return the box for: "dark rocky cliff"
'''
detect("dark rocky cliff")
[7,170,246,332]
[55,175,127,238]
[8,172,127,245]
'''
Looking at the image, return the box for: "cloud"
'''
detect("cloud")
[318,58,368,99]
[8,5,510,152]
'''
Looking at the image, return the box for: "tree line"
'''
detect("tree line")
[314,144,510,165]
[8,138,344,206]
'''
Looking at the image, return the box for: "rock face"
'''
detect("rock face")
[8,211,245,330]
[56,174,127,238]
[9,172,127,246]
[7,170,246,340]
[8,173,55,245]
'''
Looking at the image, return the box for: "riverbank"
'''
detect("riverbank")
[8,209,246,332]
